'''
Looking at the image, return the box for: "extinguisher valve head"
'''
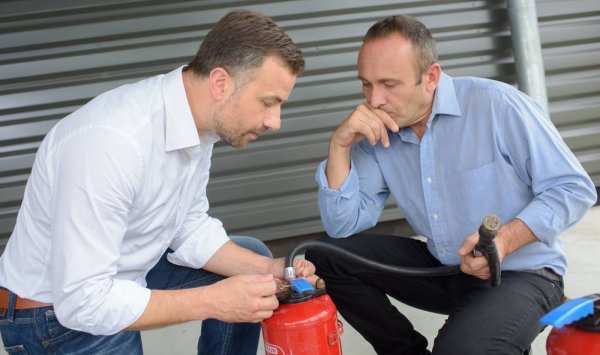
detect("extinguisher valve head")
[284,267,296,281]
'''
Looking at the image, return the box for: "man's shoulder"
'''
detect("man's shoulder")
[46,73,168,156]
[74,74,165,126]
[452,75,513,91]
[450,75,522,103]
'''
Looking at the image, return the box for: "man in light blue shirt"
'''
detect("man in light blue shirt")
[305,15,596,355]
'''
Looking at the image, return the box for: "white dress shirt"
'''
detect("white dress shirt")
[0,66,230,335]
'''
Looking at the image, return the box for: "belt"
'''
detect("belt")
[525,268,562,283]
[0,288,52,315]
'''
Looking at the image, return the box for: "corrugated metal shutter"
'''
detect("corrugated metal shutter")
[1,0,598,250]
[537,0,600,184]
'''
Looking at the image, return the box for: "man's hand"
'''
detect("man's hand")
[327,103,399,189]
[269,257,318,285]
[458,219,537,280]
[458,231,506,280]
[204,274,279,323]
[331,103,399,150]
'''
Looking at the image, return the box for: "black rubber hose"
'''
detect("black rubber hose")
[285,240,461,277]
[473,215,502,287]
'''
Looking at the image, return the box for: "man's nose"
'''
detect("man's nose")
[367,86,386,108]
[264,108,281,131]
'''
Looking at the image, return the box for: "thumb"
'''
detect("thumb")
[458,233,478,256]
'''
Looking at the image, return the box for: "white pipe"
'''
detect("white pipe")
[506,0,549,114]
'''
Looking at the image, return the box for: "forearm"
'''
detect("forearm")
[495,218,538,259]
[128,271,283,330]
[127,288,209,331]
[326,142,352,190]
[202,240,272,277]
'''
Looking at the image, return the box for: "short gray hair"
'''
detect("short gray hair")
[364,15,438,84]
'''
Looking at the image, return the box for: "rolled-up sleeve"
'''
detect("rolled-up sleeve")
[167,195,229,269]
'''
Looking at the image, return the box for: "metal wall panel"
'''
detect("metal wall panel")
[537,0,600,184]
[1,0,598,250]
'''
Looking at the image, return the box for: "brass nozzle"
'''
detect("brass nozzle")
[481,214,500,235]
[316,278,326,290]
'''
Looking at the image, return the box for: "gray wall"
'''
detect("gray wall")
[1,0,599,250]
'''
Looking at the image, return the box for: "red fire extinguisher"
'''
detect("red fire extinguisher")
[262,278,343,355]
[540,293,600,354]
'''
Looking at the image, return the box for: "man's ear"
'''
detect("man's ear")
[425,63,441,92]
[208,67,232,101]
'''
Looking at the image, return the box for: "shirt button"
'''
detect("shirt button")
[441,247,448,253]
[426,177,432,184]
[432,213,439,221]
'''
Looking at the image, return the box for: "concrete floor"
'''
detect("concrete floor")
[1,205,598,354]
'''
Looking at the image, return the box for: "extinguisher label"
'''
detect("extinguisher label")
[264,342,286,355]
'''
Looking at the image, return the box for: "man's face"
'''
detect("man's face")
[357,33,433,129]
[213,56,297,148]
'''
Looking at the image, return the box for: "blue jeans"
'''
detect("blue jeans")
[0,236,272,355]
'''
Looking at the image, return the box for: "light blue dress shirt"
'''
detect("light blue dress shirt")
[316,72,597,275]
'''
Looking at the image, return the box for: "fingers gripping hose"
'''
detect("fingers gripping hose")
[473,215,502,287]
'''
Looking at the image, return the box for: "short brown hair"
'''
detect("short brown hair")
[188,11,304,79]
[364,15,437,84]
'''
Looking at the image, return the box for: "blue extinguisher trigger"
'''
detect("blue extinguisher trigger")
[290,278,314,294]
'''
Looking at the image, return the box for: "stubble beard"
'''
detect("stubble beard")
[213,99,253,149]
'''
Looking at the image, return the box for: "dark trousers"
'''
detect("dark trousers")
[305,234,564,355]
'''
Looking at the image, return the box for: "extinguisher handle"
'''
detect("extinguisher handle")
[540,294,600,328]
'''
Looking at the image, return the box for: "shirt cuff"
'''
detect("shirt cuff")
[167,221,230,269]
[516,201,562,247]
[57,280,152,336]
[111,281,152,333]
[315,159,359,197]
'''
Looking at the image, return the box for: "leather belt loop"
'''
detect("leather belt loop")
[0,288,15,321]
[8,292,16,321]
[2,290,16,321]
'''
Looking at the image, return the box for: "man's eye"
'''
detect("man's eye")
[361,82,372,87]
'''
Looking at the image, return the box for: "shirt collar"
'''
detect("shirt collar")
[430,72,462,119]
[163,65,210,152]
[398,72,462,143]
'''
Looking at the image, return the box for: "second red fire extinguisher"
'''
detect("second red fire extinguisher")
[540,293,600,355]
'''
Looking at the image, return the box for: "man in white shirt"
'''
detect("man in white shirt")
[0,11,315,354]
